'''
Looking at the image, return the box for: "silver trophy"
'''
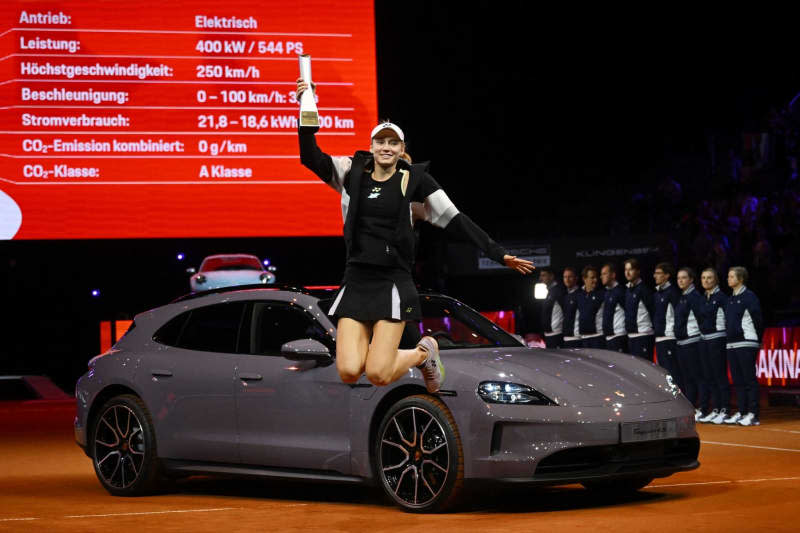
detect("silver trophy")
[298,54,320,128]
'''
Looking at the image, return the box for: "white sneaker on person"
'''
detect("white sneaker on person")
[417,336,444,393]
[723,411,742,424]
[711,409,728,424]
[738,413,760,426]
[698,409,719,423]
[694,408,703,421]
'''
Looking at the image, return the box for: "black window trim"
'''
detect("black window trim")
[248,299,335,357]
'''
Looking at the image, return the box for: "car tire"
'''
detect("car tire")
[90,394,162,496]
[581,475,654,493]
[374,394,464,512]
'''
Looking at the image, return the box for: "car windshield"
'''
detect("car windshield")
[317,294,522,350]
[200,256,263,272]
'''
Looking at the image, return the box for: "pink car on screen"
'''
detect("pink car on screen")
[189,254,275,291]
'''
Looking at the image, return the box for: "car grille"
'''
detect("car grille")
[534,437,700,476]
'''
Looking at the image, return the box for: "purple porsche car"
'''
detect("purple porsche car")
[74,285,699,512]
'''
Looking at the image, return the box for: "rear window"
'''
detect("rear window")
[153,313,188,347]
[200,256,263,272]
[153,302,247,353]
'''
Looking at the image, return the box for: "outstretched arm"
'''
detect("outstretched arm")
[444,214,534,274]
[416,175,533,274]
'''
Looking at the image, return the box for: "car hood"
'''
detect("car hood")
[443,346,677,407]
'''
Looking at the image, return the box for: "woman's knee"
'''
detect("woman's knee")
[337,358,364,383]
[338,369,361,383]
[365,368,393,387]
[364,353,394,386]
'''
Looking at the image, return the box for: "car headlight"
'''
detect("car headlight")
[477,381,557,405]
[665,374,681,397]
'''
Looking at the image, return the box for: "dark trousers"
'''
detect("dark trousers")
[655,339,683,392]
[606,336,627,353]
[676,340,702,407]
[699,338,730,412]
[544,333,563,349]
[581,335,606,349]
[628,335,655,361]
[562,337,582,349]
[727,346,760,417]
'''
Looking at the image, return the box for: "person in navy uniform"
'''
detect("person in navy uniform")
[539,267,565,348]
[653,262,683,390]
[723,266,763,426]
[601,262,627,352]
[697,268,731,424]
[675,267,706,421]
[575,265,605,348]
[561,267,581,348]
[624,258,655,360]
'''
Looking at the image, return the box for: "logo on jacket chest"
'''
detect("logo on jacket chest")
[367,186,382,199]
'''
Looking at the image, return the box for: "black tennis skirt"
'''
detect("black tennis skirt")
[328,263,421,322]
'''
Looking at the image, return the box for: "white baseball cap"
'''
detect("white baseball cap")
[370,122,404,141]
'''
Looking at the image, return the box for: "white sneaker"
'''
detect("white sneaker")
[711,409,729,424]
[723,412,742,424]
[694,408,703,421]
[417,336,444,393]
[698,409,719,423]
[738,413,760,426]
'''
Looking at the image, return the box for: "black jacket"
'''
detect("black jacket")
[299,131,506,270]
[625,280,655,335]
[542,282,566,334]
[653,282,680,338]
[576,288,604,335]
[561,287,580,338]
[725,286,763,349]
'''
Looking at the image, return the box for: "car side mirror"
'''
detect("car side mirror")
[281,339,332,365]
[186,267,197,274]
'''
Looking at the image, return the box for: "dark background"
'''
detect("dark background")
[2,5,798,390]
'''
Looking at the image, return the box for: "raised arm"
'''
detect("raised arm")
[296,78,350,192]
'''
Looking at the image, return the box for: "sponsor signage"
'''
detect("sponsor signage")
[757,327,800,387]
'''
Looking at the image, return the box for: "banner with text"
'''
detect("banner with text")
[0,0,377,239]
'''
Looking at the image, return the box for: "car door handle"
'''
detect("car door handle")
[239,373,263,381]
[151,369,172,377]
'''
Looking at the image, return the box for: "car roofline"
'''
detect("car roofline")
[171,283,311,303]
[171,284,455,305]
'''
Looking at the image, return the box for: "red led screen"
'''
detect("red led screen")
[757,327,800,387]
[0,0,377,239]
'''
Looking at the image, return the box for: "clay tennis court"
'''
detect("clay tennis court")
[1,400,798,532]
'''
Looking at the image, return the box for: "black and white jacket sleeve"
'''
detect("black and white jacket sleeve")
[412,173,507,265]
[298,130,351,193]
[299,130,356,222]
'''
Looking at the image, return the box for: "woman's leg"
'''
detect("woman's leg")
[727,347,747,415]
[335,317,372,383]
[712,338,731,412]
[677,344,699,406]
[741,347,760,418]
[364,320,426,386]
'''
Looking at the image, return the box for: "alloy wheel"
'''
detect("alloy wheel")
[379,406,450,508]
[93,404,146,489]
